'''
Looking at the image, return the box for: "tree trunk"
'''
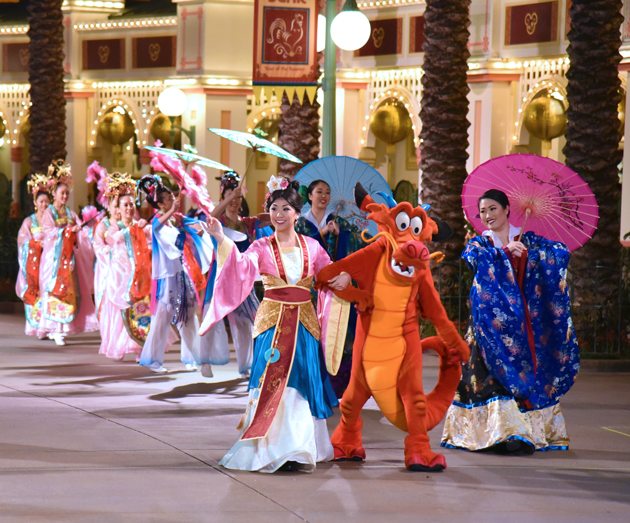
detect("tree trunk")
[419,0,471,306]
[563,0,623,350]
[28,0,67,175]
[277,91,321,179]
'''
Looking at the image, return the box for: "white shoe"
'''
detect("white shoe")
[51,333,66,346]
[240,370,251,380]
[201,363,213,378]
[184,363,198,372]
[147,362,167,373]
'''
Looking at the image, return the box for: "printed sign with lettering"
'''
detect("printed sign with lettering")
[253,0,318,85]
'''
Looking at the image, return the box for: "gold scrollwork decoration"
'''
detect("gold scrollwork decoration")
[372,27,385,48]
[98,45,110,64]
[525,12,538,35]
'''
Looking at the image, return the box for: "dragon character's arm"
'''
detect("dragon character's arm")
[416,270,470,362]
[315,241,385,311]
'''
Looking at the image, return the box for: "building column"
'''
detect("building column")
[10,146,23,218]
[139,147,151,175]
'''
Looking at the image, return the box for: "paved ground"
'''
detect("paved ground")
[0,312,629,522]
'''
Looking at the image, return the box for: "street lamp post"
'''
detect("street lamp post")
[157,87,196,148]
[322,0,371,157]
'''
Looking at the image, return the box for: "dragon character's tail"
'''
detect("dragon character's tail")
[420,336,462,431]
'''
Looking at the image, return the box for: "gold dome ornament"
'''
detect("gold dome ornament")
[150,114,182,149]
[98,107,135,168]
[369,99,413,185]
[369,100,413,147]
[522,89,567,157]
[98,107,135,146]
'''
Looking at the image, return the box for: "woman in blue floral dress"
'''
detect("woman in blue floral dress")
[441,189,580,454]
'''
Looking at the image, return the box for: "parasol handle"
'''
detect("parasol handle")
[517,208,532,242]
[238,146,258,191]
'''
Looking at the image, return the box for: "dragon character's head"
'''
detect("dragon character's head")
[355,183,452,282]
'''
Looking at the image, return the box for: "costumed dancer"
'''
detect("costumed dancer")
[199,176,351,473]
[99,172,165,360]
[137,175,213,373]
[38,160,98,345]
[198,171,269,378]
[441,189,579,454]
[296,179,368,397]
[16,174,52,337]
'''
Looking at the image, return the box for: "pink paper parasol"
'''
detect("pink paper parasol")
[462,154,599,252]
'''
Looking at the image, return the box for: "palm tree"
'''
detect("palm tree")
[27,0,67,175]
[419,0,471,306]
[563,0,623,345]
[277,91,321,179]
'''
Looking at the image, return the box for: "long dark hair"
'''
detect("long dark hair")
[266,179,303,213]
[137,175,172,209]
[478,189,510,217]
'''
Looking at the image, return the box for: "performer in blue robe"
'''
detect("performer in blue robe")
[442,189,579,454]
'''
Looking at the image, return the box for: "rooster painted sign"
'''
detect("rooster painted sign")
[253,0,319,104]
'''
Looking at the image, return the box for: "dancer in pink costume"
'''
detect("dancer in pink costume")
[38,160,98,345]
[99,172,179,360]
[16,174,52,337]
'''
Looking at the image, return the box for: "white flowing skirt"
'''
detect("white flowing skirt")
[220,387,334,473]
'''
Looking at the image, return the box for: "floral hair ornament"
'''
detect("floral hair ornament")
[105,171,136,199]
[263,174,290,211]
[27,173,53,202]
[48,159,73,191]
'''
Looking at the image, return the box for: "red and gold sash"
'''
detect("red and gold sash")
[49,227,77,302]
[241,234,310,441]
[22,238,43,306]
[127,223,152,303]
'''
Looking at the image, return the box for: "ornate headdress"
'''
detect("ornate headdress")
[47,159,73,190]
[105,172,136,199]
[218,171,241,195]
[263,174,293,211]
[137,174,170,209]
[26,173,53,202]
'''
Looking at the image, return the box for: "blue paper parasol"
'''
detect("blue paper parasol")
[294,156,393,237]
[208,128,303,164]
[143,146,232,171]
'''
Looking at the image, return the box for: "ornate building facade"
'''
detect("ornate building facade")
[0,0,628,242]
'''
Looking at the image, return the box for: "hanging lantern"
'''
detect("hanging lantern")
[522,89,567,142]
[369,100,413,146]
[98,107,135,146]
[150,114,182,148]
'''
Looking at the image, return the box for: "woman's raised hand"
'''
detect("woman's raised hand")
[506,241,526,257]
[137,219,148,229]
[205,216,225,243]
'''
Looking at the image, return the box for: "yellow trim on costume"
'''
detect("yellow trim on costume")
[215,236,235,277]
[325,295,350,376]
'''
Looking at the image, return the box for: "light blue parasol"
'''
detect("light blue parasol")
[208,128,303,164]
[294,156,393,237]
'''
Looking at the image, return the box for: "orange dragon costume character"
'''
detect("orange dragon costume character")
[316,184,470,472]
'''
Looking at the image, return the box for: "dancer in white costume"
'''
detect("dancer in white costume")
[137,175,213,373]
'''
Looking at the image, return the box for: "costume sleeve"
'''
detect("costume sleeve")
[311,239,332,276]
[15,217,32,297]
[72,211,96,295]
[198,237,264,335]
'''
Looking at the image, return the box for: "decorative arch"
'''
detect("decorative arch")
[89,94,142,151]
[360,84,421,149]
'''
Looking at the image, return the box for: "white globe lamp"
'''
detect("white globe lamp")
[158,87,188,117]
[330,0,371,52]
